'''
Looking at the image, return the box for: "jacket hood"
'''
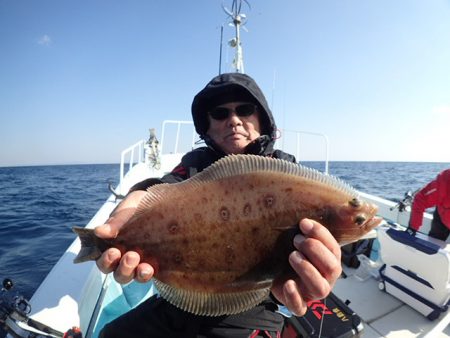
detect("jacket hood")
[191,73,277,142]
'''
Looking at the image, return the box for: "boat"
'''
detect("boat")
[2,2,450,337]
[2,119,450,338]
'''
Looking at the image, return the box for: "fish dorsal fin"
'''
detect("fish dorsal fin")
[134,183,172,217]
[153,278,270,316]
[188,154,357,197]
[135,154,357,216]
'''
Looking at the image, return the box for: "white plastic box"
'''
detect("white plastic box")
[378,225,450,320]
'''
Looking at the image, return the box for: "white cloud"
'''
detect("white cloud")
[37,35,52,46]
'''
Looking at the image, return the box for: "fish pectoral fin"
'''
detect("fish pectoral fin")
[153,279,270,316]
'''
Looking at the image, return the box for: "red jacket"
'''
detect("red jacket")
[410,169,450,230]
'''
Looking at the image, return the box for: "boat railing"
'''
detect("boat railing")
[119,121,198,185]
[159,120,198,155]
[276,129,330,174]
[120,139,145,184]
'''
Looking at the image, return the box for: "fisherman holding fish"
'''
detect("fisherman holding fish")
[78,73,379,337]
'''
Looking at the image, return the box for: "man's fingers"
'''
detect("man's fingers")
[282,280,307,316]
[294,235,342,285]
[270,218,342,315]
[289,251,331,301]
[96,249,155,284]
[94,191,147,239]
[295,218,342,285]
[94,223,118,239]
[94,207,136,239]
[113,251,140,284]
[135,264,155,283]
[289,218,342,300]
[96,248,121,274]
[298,218,341,259]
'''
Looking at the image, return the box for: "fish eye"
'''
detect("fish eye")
[349,198,362,209]
[355,215,366,225]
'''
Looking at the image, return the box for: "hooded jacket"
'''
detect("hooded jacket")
[172,73,295,179]
[192,72,277,154]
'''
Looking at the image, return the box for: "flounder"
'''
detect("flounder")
[73,154,381,316]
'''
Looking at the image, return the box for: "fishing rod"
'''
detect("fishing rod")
[0,278,81,338]
[390,189,419,212]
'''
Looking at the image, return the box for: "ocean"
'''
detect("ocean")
[0,164,118,337]
[0,161,449,336]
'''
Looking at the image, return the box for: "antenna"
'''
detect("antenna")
[221,0,250,73]
[219,25,224,75]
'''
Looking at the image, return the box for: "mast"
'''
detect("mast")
[221,0,250,73]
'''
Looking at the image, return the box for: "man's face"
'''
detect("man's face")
[206,102,261,154]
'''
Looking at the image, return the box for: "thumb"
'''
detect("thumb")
[94,207,136,239]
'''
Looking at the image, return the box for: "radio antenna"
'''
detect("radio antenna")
[221,0,250,73]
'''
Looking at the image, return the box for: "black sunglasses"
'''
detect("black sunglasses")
[209,103,257,120]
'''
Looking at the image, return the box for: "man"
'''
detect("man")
[407,169,450,241]
[95,73,342,337]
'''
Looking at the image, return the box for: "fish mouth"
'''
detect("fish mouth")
[364,216,383,230]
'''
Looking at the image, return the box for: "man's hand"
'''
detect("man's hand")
[271,218,342,316]
[94,190,155,284]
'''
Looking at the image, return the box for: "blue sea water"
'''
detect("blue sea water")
[0,161,449,336]
[0,164,118,335]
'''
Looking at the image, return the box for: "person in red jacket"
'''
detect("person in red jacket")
[407,169,450,240]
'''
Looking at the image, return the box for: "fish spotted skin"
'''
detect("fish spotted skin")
[73,154,381,316]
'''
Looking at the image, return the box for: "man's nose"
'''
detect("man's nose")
[227,112,243,126]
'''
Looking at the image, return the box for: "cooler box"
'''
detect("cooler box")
[282,292,363,338]
[378,226,450,320]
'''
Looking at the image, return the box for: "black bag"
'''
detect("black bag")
[282,292,363,338]
[341,239,374,268]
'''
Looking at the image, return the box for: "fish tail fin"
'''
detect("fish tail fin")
[72,226,106,264]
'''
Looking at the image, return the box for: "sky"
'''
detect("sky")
[1,0,449,167]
